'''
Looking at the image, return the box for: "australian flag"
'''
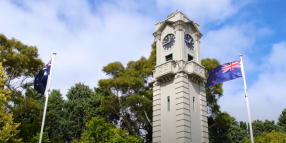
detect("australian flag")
[206,59,242,87]
[34,59,52,95]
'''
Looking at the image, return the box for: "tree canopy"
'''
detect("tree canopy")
[1,33,286,143]
[244,131,286,143]
[201,58,223,116]
[278,108,286,132]
[0,34,43,92]
[0,63,21,142]
[78,116,142,143]
[98,42,156,142]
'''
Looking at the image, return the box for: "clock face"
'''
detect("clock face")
[184,34,194,51]
[162,34,175,50]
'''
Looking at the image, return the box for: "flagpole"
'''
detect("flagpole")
[239,54,254,143]
[39,53,56,143]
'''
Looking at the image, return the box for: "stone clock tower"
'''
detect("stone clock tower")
[152,11,209,143]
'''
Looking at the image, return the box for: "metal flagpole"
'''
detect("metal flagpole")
[239,54,254,143]
[39,53,57,143]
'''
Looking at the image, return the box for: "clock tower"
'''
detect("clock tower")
[152,11,209,143]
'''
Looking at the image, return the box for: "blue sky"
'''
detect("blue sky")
[1,0,286,123]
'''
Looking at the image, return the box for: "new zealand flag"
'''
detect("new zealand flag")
[206,59,242,87]
[34,60,52,95]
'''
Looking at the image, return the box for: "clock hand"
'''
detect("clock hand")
[185,39,191,44]
[163,38,171,46]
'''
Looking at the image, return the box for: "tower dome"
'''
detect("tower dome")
[166,11,188,19]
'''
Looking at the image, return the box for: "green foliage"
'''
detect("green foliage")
[79,117,143,143]
[0,34,43,92]
[209,112,248,143]
[0,34,44,142]
[0,63,21,142]
[12,89,44,142]
[98,42,156,142]
[252,120,284,137]
[61,83,104,142]
[278,108,286,132]
[201,58,223,116]
[102,62,125,77]
[244,131,286,143]
[30,132,51,143]
[45,90,64,142]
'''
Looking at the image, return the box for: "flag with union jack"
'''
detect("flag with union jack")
[34,59,52,95]
[206,59,242,87]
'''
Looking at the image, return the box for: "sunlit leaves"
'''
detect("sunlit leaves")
[0,34,43,92]
[79,117,143,143]
[98,42,156,142]
[244,131,286,143]
[0,63,21,142]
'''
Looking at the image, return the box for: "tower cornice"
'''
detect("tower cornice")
[153,20,203,38]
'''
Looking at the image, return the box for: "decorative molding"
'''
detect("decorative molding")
[190,76,200,83]
[175,60,188,71]
[175,72,188,79]
[157,63,169,74]
[153,31,162,41]
[194,64,204,76]
[153,61,175,81]
[173,20,186,32]
[195,32,203,40]
[161,75,172,82]
[200,81,206,87]
[155,21,163,26]
[183,16,190,22]
[153,81,160,87]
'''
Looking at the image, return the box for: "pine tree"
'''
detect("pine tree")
[12,89,44,142]
[62,83,103,142]
[208,112,248,143]
[278,108,286,132]
[45,90,64,142]
[252,119,282,137]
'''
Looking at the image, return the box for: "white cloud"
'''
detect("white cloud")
[156,0,251,25]
[219,42,286,122]
[268,42,286,70]
[3,0,283,125]
[201,25,255,64]
[0,0,155,97]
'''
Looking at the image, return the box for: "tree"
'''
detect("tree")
[79,117,142,143]
[244,131,286,143]
[45,90,64,142]
[208,112,248,143]
[252,119,283,138]
[278,107,286,132]
[61,83,104,142]
[98,42,156,142]
[12,89,44,142]
[30,132,51,143]
[0,34,45,142]
[0,63,21,142]
[0,34,43,93]
[201,58,223,116]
